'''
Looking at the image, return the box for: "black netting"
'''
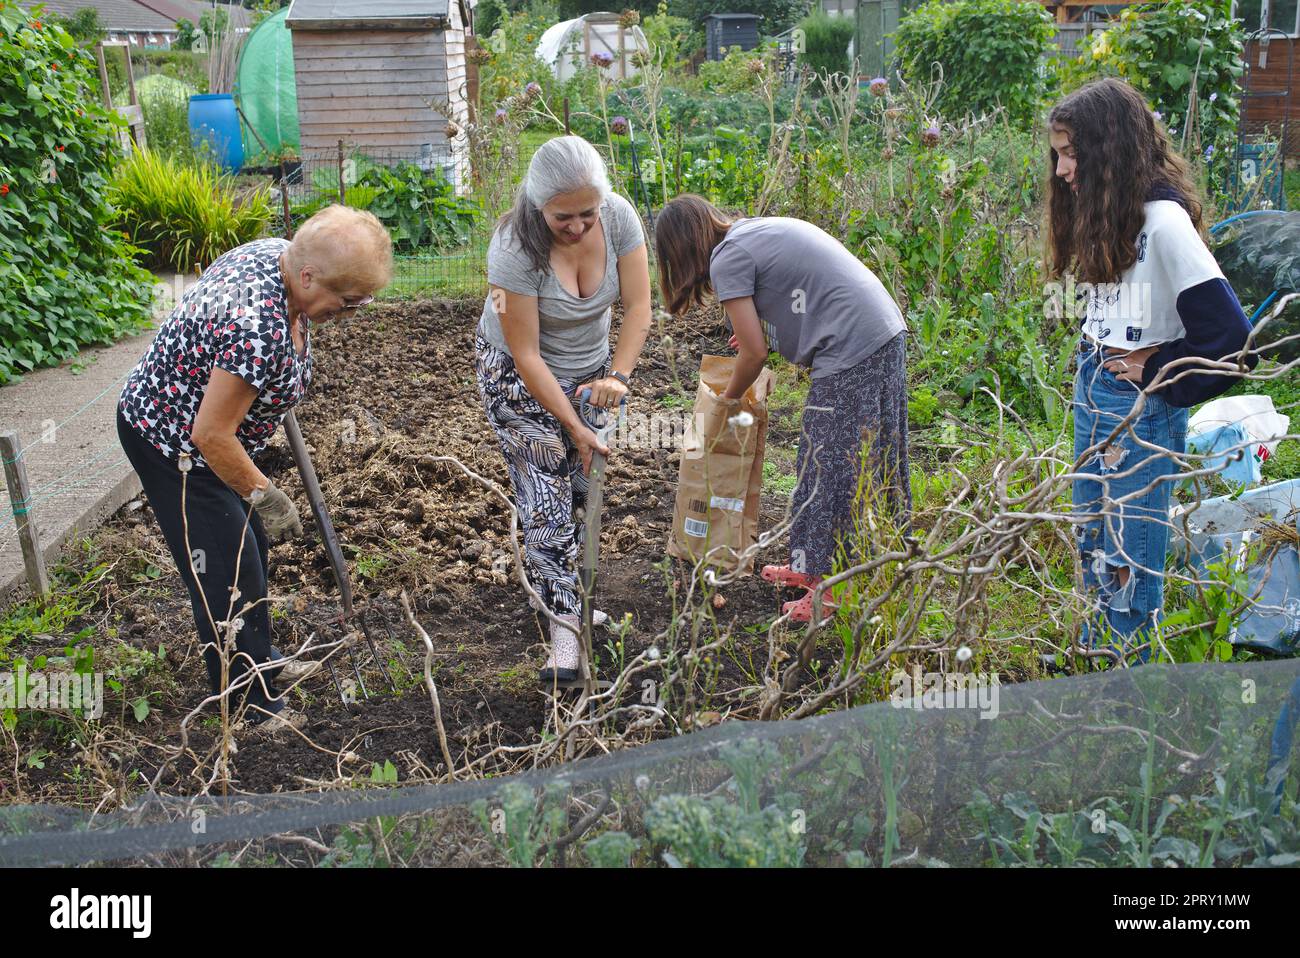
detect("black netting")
[1214,211,1300,307]
[2,660,1297,868]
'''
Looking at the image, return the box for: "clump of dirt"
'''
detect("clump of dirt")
[8,298,803,804]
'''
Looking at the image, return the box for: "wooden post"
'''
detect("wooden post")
[564,97,571,135]
[95,44,113,109]
[337,139,347,206]
[282,170,294,240]
[0,431,49,600]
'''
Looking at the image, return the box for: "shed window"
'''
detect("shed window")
[1235,0,1300,37]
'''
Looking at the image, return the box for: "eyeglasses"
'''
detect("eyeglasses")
[339,294,374,311]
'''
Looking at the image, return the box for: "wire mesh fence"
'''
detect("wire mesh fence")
[269,136,659,299]
[269,144,524,298]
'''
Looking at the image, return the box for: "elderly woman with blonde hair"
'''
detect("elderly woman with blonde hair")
[117,205,393,734]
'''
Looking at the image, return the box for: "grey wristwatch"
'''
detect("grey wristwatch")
[611,370,630,387]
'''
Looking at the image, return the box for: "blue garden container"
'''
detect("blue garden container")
[188,94,244,173]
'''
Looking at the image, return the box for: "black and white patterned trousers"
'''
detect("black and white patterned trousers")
[474,336,609,617]
[790,332,911,577]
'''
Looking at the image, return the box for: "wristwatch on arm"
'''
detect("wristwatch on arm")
[611,370,630,387]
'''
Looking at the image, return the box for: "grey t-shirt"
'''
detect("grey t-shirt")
[709,217,906,378]
[479,191,646,378]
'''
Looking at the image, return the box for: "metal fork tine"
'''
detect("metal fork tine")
[360,609,397,692]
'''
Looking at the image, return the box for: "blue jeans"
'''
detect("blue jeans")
[1072,343,1188,660]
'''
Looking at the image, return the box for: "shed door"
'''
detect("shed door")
[855,0,881,77]
[881,0,900,71]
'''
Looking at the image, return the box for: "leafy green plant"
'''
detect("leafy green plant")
[135,74,199,163]
[0,6,155,384]
[108,148,274,272]
[580,830,640,867]
[1158,549,1252,663]
[472,781,569,868]
[292,157,480,253]
[478,3,559,107]
[643,741,806,867]
[894,0,1057,129]
[1073,0,1244,198]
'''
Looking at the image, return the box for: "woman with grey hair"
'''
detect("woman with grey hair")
[475,135,652,687]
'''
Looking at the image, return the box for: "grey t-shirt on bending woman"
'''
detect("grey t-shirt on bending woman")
[478,191,646,378]
[709,217,906,379]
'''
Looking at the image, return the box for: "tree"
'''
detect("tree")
[175,18,197,50]
[64,7,105,43]
[475,0,507,38]
[200,7,230,44]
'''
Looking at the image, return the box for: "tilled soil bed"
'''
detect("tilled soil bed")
[8,298,812,805]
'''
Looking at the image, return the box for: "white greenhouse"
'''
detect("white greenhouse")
[535,12,649,82]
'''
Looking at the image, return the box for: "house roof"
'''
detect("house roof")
[26,0,175,31]
[285,0,450,30]
[23,0,250,32]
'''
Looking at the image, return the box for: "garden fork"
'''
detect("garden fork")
[284,411,396,703]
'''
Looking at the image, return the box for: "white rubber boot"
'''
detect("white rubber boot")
[530,594,609,627]
[539,614,582,686]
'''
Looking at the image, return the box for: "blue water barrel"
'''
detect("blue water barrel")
[188,94,244,172]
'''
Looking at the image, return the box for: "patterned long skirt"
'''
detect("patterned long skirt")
[789,332,911,577]
[474,335,608,617]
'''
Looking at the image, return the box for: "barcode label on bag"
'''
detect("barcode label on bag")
[688,499,709,514]
[710,496,745,513]
[684,518,709,538]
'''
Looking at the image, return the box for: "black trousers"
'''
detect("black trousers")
[117,409,283,717]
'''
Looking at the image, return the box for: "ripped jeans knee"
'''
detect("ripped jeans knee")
[1076,521,1158,659]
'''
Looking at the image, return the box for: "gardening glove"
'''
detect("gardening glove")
[246,481,304,543]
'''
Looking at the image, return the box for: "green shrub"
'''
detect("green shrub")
[0,6,154,384]
[51,7,105,44]
[175,18,196,51]
[131,49,208,94]
[474,0,507,39]
[291,157,481,252]
[894,0,1056,129]
[108,149,274,272]
[479,3,557,107]
[694,43,765,94]
[797,11,855,76]
[1072,0,1244,197]
[135,74,198,162]
[641,2,696,66]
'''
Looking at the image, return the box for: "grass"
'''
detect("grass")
[1285,165,1299,211]
[380,243,491,301]
[0,562,105,664]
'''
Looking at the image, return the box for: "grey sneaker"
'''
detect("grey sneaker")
[250,707,307,738]
[276,658,321,684]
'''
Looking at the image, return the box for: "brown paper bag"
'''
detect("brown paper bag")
[667,355,774,575]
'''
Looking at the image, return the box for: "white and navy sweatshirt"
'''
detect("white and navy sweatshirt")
[1079,183,1258,408]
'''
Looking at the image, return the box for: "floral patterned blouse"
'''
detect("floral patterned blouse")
[119,237,311,467]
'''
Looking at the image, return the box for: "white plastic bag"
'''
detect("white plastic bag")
[1189,394,1290,468]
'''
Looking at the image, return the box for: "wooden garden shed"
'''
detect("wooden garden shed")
[284,0,470,172]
